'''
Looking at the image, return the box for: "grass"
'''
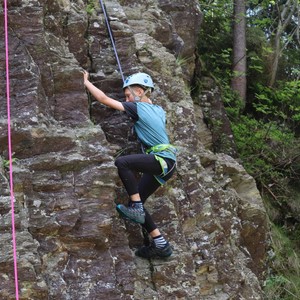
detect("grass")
[175,55,193,68]
[264,223,300,299]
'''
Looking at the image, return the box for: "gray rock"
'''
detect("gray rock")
[0,1,268,299]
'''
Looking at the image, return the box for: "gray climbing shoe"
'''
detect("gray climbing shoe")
[116,204,145,224]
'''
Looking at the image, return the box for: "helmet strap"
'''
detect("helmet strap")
[129,86,151,102]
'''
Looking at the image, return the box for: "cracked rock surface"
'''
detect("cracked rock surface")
[0,1,268,299]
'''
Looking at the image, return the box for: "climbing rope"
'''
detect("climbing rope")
[98,0,125,82]
[4,0,20,299]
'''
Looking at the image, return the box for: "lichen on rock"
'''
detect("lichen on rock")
[0,0,268,299]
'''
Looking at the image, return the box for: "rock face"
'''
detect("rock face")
[0,0,268,299]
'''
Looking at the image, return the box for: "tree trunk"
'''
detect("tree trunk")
[269,0,297,87]
[269,25,282,87]
[231,0,247,107]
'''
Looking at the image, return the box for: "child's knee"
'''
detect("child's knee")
[115,156,125,169]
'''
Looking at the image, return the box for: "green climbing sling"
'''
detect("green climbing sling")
[146,144,177,185]
[146,144,177,155]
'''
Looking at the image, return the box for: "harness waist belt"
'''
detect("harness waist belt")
[146,144,177,154]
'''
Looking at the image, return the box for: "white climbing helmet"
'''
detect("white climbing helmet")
[123,72,154,90]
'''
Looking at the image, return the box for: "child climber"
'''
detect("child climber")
[83,71,177,258]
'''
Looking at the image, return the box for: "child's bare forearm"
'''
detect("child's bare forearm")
[83,71,124,111]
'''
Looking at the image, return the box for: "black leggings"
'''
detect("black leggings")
[115,154,176,233]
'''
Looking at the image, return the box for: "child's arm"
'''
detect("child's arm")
[83,71,125,111]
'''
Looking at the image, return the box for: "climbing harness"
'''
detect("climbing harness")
[4,0,20,299]
[154,155,177,185]
[99,0,125,82]
[146,144,177,185]
[146,144,177,155]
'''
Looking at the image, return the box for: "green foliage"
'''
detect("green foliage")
[197,1,300,299]
[264,224,300,300]
[246,26,271,89]
[197,0,300,194]
[86,0,97,15]
[222,87,244,119]
[281,47,300,81]
[254,81,300,131]
[2,156,18,170]
[231,116,295,185]
[248,0,300,82]
[198,0,233,81]
[264,275,300,300]
[175,56,193,68]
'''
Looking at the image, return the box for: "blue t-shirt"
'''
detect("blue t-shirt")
[122,102,176,161]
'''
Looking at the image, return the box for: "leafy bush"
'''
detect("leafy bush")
[254,81,300,132]
[231,116,296,191]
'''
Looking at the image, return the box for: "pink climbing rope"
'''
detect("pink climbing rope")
[4,0,20,299]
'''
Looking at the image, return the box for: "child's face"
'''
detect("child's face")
[124,88,135,102]
[124,87,143,102]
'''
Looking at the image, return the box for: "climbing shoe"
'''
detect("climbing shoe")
[135,241,173,259]
[116,204,145,224]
